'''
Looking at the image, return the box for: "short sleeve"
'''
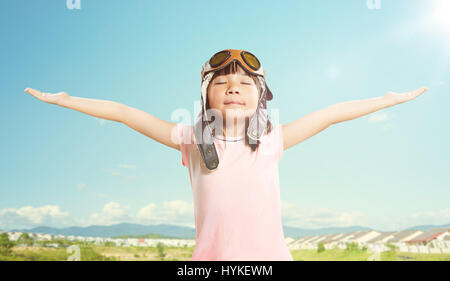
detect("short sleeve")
[176,123,193,167]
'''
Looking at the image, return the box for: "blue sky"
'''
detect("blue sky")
[1,0,449,233]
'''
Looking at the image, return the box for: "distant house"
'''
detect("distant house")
[288,234,344,250]
[444,235,450,253]
[407,228,450,245]
[312,233,336,246]
[405,228,450,254]
[7,232,23,241]
[126,238,139,246]
[322,233,345,249]
[366,231,397,244]
[279,227,450,254]
[384,230,423,246]
[284,237,295,246]
[365,232,398,252]
[287,236,314,250]
[301,235,322,250]
[329,232,360,249]
[346,230,381,247]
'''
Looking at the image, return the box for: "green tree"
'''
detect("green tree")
[0,233,15,256]
[156,242,166,260]
[345,242,359,251]
[18,233,34,246]
[317,242,325,253]
[104,241,115,247]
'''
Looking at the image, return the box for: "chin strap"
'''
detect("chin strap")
[247,76,269,143]
[194,72,220,170]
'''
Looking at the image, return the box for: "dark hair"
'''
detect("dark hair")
[205,61,273,151]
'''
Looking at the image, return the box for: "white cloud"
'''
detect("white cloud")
[136,200,194,227]
[280,202,450,231]
[281,201,367,229]
[89,202,131,226]
[162,200,194,218]
[0,205,72,230]
[408,207,450,226]
[136,203,158,221]
[1,202,448,232]
[88,200,194,227]
[0,201,195,230]
[366,207,450,231]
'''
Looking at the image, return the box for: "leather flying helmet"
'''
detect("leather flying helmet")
[194,49,273,170]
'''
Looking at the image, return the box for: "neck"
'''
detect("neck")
[221,120,245,139]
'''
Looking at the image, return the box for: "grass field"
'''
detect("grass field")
[1,244,449,261]
[290,248,450,261]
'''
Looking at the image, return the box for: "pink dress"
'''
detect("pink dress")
[176,123,293,261]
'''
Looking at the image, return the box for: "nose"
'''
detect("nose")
[227,79,240,95]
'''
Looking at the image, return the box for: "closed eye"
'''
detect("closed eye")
[214,81,253,85]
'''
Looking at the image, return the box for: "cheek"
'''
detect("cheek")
[208,89,222,107]
[246,89,259,108]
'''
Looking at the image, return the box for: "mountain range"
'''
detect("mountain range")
[5,222,450,239]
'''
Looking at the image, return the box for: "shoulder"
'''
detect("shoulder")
[175,124,195,147]
[260,124,283,143]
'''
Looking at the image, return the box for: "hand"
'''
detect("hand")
[384,86,429,105]
[24,88,69,105]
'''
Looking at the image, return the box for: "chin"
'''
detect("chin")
[224,112,255,122]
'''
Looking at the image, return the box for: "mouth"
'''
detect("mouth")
[224,101,245,105]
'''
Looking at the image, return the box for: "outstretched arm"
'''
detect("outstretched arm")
[282,86,429,150]
[24,88,181,151]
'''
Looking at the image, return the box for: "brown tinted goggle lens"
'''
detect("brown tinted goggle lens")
[209,51,230,67]
[241,52,260,70]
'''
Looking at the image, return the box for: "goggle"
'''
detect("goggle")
[201,49,266,80]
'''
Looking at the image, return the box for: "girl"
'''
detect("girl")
[24,49,429,261]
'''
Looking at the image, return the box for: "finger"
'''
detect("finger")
[410,87,428,97]
[417,86,428,93]
[418,86,428,92]
[26,88,42,96]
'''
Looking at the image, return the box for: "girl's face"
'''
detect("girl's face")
[207,65,260,122]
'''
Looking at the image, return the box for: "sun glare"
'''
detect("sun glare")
[432,0,450,32]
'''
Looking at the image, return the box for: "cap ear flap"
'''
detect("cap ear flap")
[264,80,273,101]
[256,76,273,102]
